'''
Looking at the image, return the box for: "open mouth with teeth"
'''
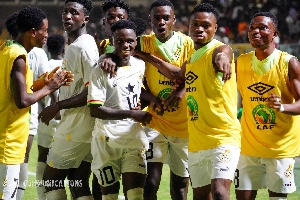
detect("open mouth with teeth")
[121,50,130,54]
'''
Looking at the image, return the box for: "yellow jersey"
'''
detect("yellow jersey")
[186,39,241,152]
[141,32,194,138]
[0,41,32,164]
[237,50,300,158]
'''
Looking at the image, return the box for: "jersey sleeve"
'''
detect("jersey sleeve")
[140,34,152,53]
[87,66,107,107]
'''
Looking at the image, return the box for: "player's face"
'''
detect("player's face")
[149,6,175,43]
[103,7,128,37]
[189,12,217,49]
[112,28,137,62]
[33,19,48,48]
[248,16,278,49]
[62,2,88,35]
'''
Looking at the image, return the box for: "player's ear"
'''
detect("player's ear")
[84,15,89,23]
[30,28,36,37]
[273,30,278,38]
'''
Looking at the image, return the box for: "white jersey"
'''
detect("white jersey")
[55,34,99,142]
[28,47,49,80]
[37,59,63,138]
[28,47,49,135]
[88,56,148,148]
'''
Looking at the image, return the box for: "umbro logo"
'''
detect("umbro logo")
[247,82,274,95]
[185,71,198,85]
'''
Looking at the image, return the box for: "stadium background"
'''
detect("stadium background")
[0,0,299,60]
[0,0,299,198]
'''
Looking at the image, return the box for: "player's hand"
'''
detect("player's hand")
[99,53,117,78]
[214,52,232,82]
[38,104,60,125]
[151,97,164,116]
[267,93,282,111]
[48,66,74,86]
[163,83,185,109]
[94,33,106,56]
[171,79,184,90]
[132,102,142,110]
[44,69,74,91]
[131,110,152,126]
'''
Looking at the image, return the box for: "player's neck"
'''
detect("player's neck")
[68,28,87,43]
[111,52,131,67]
[255,44,276,61]
[156,31,174,43]
[51,54,63,60]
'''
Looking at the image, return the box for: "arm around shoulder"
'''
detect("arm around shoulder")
[212,44,233,82]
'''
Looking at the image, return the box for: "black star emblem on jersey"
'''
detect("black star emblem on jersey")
[126,83,135,94]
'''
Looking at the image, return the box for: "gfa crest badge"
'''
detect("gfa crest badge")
[219,150,231,163]
[172,48,182,61]
[284,164,293,178]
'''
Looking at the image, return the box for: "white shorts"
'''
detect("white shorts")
[37,120,59,148]
[235,154,296,193]
[188,145,240,188]
[0,164,20,200]
[29,102,39,136]
[91,137,147,187]
[144,126,189,177]
[46,137,92,169]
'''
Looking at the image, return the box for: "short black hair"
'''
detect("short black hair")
[5,12,19,39]
[150,0,174,11]
[111,20,136,34]
[253,12,278,29]
[46,34,65,55]
[130,17,147,36]
[101,0,131,16]
[65,0,93,15]
[191,3,219,21]
[17,6,47,33]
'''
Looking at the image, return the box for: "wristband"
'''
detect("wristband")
[279,104,284,112]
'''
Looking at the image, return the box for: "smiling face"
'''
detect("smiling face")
[149,5,175,43]
[189,12,217,49]
[112,28,137,64]
[62,2,88,36]
[248,15,278,49]
[103,7,128,38]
